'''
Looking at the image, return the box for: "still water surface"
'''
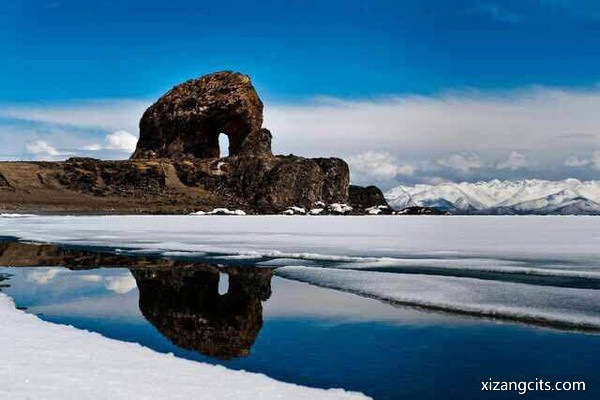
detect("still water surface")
[0,241,597,399]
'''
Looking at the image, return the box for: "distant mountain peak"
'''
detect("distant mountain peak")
[385,179,600,215]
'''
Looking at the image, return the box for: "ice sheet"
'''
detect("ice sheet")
[0,293,367,399]
[1,215,599,330]
[276,266,600,330]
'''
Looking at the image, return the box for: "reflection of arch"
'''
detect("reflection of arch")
[131,265,272,360]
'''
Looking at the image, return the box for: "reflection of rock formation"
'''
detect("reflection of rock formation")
[0,272,9,289]
[132,265,272,360]
[0,240,171,269]
[0,240,274,359]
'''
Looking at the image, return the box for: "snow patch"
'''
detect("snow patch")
[365,205,389,215]
[0,293,368,399]
[191,208,247,216]
[328,203,353,214]
[276,266,600,330]
[0,213,37,218]
[283,206,307,215]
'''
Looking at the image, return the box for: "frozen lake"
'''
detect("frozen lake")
[1,215,599,398]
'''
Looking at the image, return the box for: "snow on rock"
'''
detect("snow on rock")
[282,206,307,215]
[309,208,324,215]
[364,205,389,215]
[385,179,600,215]
[328,203,353,214]
[191,208,246,216]
[0,293,368,400]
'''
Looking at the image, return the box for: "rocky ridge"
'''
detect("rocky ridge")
[0,71,388,214]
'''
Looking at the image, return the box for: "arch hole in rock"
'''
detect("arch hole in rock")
[218,272,230,295]
[218,133,230,157]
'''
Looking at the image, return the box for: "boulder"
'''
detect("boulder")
[132,71,264,160]
[349,185,389,209]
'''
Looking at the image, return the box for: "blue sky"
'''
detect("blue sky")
[1,0,600,187]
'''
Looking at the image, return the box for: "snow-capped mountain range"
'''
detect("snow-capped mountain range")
[385,179,600,215]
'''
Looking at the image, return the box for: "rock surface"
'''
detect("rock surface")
[132,71,264,160]
[131,71,352,212]
[348,185,389,209]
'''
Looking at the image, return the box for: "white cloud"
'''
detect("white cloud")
[436,153,483,173]
[264,88,600,161]
[105,130,138,153]
[564,155,590,167]
[347,151,415,183]
[564,151,600,170]
[594,151,600,170]
[25,140,72,161]
[495,151,530,170]
[0,100,147,133]
[83,143,103,151]
[79,131,138,154]
[26,140,59,157]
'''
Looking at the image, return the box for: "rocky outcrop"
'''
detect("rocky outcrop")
[349,185,389,209]
[131,70,352,212]
[0,71,387,214]
[132,71,264,160]
[396,206,449,215]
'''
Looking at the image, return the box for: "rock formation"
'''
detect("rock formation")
[132,72,264,160]
[130,70,352,212]
[0,71,390,214]
[348,185,388,209]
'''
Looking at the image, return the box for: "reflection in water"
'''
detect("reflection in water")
[0,239,273,360]
[0,272,9,288]
[133,266,272,359]
[0,240,182,269]
[2,240,600,400]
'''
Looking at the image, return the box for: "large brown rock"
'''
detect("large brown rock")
[128,70,352,211]
[132,71,264,160]
[0,71,389,214]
